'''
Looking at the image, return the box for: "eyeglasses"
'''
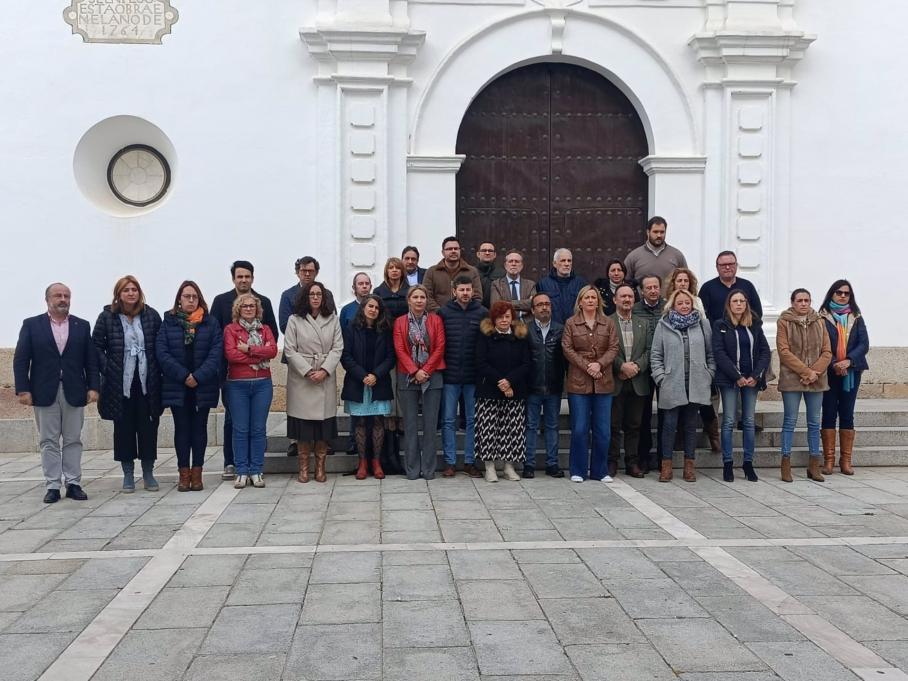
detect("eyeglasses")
[717,262,737,269]
[240,304,257,310]
[181,294,199,301]
[309,292,323,298]
[834,290,850,296]
[533,302,552,308]
[299,268,317,275]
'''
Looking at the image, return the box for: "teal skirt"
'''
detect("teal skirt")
[344,385,392,417]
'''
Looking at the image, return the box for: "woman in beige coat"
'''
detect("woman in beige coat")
[777,288,832,483]
[285,282,343,483]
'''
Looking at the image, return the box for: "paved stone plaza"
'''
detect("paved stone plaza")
[2,448,908,680]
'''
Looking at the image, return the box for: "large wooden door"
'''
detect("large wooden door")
[455,63,649,283]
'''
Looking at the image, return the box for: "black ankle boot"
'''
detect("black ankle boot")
[723,461,734,482]
[742,461,758,482]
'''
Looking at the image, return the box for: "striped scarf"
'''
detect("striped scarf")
[829,301,854,392]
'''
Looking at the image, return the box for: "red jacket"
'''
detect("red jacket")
[393,313,446,376]
[224,323,278,380]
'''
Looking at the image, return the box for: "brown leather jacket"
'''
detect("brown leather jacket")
[561,313,619,394]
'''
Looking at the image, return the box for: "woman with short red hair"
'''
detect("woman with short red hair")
[474,301,532,482]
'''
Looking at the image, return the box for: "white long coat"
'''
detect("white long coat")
[284,313,343,421]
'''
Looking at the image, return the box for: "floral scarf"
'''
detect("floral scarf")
[407,312,431,393]
[829,301,855,392]
[240,318,270,371]
[176,308,205,345]
[667,309,701,331]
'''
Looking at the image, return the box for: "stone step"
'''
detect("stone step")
[263,446,908,474]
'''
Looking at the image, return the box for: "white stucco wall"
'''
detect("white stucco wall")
[0,0,904,347]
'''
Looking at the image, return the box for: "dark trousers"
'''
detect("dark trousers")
[172,389,210,468]
[221,386,234,467]
[822,371,861,430]
[609,383,646,469]
[113,373,159,462]
[638,381,664,464]
[662,402,699,460]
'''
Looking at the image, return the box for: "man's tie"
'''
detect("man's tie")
[510,280,519,300]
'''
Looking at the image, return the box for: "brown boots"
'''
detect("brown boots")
[821,429,837,475]
[683,459,696,482]
[372,458,385,480]
[781,457,792,483]
[190,466,204,491]
[659,460,673,482]
[314,441,328,483]
[355,459,368,480]
[704,420,721,453]
[806,456,825,482]
[839,429,855,475]
[178,467,191,492]
[297,442,311,483]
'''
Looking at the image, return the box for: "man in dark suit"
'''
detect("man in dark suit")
[14,284,100,503]
[491,250,537,323]
[402,246,426,286]
[609,283,653,479]
[210,260,278,479]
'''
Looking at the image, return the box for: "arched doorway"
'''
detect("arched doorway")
[455,62,649,283]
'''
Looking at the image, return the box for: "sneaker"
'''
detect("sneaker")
[601,475,614,483]
[234,475,247,489]
[222,465,236,480]
[570,475,583,483]
[251,474,265,488]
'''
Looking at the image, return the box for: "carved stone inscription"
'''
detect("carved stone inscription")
[63,0,179,44]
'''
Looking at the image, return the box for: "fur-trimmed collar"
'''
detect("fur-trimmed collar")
[480,317,528,338]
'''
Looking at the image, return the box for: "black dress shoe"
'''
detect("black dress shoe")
[545,465,565,478]
[43,489,61,504]
[522,466,535,479]
[65,484,88,501]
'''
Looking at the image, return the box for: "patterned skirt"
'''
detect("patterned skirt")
[344,386,392,417]
[474,398,527,462]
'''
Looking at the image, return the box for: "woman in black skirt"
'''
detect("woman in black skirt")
[474,301,532,482]
[284,282,343,483]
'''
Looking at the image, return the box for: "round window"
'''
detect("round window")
[107,144,171,207]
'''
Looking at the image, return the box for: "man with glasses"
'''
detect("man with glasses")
[211,261,278,479]
[524,293,565,478]
[279,256,332,456]
[423,237,483,313]
[491,250,537,322]
[699,250,763,324]
[475,241,506,308]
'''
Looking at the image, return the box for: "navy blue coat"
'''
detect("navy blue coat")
[711,317,771,389]
[340,325,396,403]
[822,313,869,373]
[14,314,100,408]
[537,269,587,326]
[438,298,487,385]
[155,312,223,409]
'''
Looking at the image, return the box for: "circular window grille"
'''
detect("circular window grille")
[107,144,171,207]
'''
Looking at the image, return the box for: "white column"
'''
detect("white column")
[300,15,424,297]
[690,0,814,330]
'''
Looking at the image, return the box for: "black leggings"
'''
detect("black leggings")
[171,389,210,468]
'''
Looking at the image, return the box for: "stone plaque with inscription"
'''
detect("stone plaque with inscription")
[63,0,178,44]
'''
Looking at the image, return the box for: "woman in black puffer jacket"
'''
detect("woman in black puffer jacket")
[93,276,163,494]
[156,280,223,492]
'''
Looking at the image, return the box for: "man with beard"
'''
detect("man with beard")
[524,293,565,478]
[211,261,278,478]
[491,250,536,322]
[624,217,688,287]
[475,241,506,308]
[14,283,100,503]
[537,248,586,326]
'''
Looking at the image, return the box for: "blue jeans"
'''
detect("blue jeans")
[442,384,475,465]
[822,371,861,430]
[720,385,758,463]
[526,393,560,468]
[567,392,613,480]
[221,386,234,468]
[226,379,273,476]
[781,390,822,458]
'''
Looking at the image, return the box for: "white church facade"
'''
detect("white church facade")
[2,0,905,393]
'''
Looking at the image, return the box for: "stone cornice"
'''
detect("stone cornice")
[689,31,816,67]
[407,155,466,172]
[300,27,426,65]
[639,155,707,176]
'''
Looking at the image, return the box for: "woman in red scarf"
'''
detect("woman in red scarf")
[819,280,869,475]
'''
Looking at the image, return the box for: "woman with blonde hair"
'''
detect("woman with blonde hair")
[663,267,720,453]
[224,294,278,489]
[285,282,343,484]
[712,289,771,482]
[93,276,163,493]
[562,285,619,482]
[373,257,410,462]
[651,288,716,483]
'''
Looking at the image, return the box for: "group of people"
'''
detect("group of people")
[12,216,869,503]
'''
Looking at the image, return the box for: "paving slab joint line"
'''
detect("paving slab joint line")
[36,481,241,681]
